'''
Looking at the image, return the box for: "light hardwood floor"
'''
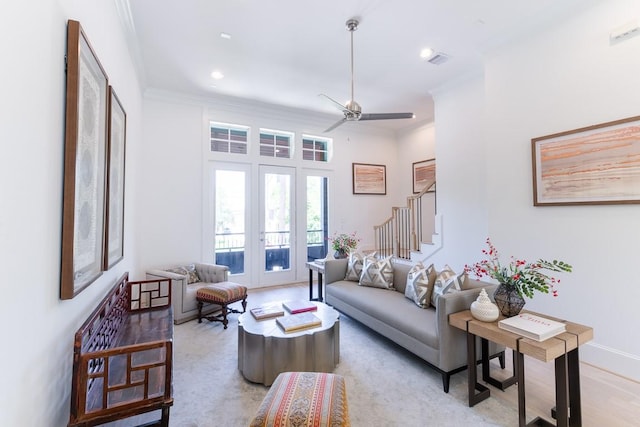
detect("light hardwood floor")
[251,283,640,426]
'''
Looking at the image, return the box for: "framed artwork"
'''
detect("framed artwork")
[61,20,109,299]
[352,163,386,195]
[532,115,640,206]
[412,158,436,194]
[104,86,127,269]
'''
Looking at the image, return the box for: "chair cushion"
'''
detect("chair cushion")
[250,372,350,427]
[196,281,247,304]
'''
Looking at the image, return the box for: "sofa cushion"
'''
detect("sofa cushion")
[431,265,462,307]
[404,263,437,308]
[359,255,394,289]
[344,252,364,281]
[326,280,438,349]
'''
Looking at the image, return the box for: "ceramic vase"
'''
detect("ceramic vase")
[470,288,500,322]
[493,283,525,317]
[334,250,348,259]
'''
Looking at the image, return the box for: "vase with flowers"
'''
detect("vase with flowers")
[329,232,360,259]
[465,238,572,317]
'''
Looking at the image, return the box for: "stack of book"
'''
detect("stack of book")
[498,313,566,342]
[276,312,322,333]
[250,304,285,320]
[283,300,318,314]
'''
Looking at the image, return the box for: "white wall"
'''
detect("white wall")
[433,0,640,380]
[136,92,406,285]
[0,1,142,425]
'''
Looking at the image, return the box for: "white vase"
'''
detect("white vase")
[470,288,500,322]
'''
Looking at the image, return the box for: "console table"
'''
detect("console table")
[305,261,325,302]
[449,310,593,427]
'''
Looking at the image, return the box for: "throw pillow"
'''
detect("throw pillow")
[431,265,461,307]
[359,255,394,289]
[404,262,437,308]
[344,252,364,281]
[184,263,201,284]
[166,265,200,284]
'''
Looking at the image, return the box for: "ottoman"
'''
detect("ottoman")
[250,372,350,427]
[195,281,247,329]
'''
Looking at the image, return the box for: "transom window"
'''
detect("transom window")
[259,129,293,159]
[210,122,249,154]
[302,135,330,162]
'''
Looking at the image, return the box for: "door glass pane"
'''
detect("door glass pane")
[264,173,290,272]
[306,176,328,261]
[215,170,245,274]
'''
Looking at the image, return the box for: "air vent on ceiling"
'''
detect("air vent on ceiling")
[427,52,450,65]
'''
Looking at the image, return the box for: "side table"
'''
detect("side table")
[450,310,593,427]
[305,261,325,302]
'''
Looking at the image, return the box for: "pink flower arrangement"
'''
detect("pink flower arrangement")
[330,232,360,253]
[464,238,572,299]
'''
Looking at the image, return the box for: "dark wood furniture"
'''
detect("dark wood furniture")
[68,273,174,427]
[305,261,325,302]
[450,310,593,427]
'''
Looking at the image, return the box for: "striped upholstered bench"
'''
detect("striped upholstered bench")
[250,372,350,427]
[195,281,247,329]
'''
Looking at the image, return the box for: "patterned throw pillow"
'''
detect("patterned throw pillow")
[184,264,201,284]
[431,265,462,307]
[166,265,200,284]
[359,255,394,289]
[344,252,364,281]
[404,262,437,308]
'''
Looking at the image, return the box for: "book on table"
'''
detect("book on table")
[498,312,566,342]
[283,300,318,314]
[276,312,322,333]
[250,304,285,320]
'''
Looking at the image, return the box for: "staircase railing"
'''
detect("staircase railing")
[374,179,436,260]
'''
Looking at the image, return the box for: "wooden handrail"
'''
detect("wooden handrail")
[373,179,436,259]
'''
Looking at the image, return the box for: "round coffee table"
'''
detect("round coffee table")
[237,301,340,386]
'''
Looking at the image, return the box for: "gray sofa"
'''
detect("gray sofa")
[146,262,229,324]
[323,258,505,392]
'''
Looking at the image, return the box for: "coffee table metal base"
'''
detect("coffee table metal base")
[237,304,340,386]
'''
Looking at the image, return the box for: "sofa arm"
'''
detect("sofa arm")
[435,283,501,372]
[324,259,348,285]
[146,269,187,281]
[195,263,229,283]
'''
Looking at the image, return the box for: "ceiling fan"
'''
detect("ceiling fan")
[320,18,414,133]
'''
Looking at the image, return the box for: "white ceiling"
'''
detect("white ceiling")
[122,0,588,132]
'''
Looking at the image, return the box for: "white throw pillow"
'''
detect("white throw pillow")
[359,255,394,289]
[344,252,365,281]
[431,265,462,307]
[405,262,437,308]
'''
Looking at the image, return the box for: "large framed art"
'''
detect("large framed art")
[532,115,640,206]
[61,20,109,299]
[352,163,386,195]
[104,87,126,269]
[412,158,436,194]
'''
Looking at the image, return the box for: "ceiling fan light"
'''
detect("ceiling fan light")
[211,70,224,79]
[420,48,434,59]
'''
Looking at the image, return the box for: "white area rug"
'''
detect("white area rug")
[169,311,518,426]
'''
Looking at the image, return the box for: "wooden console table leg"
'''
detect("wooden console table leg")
[516,350,526,427]
[554,353,570,427]
[308,268,314,300]
[467,324,490,406]
[567,348,582,426]
[482,339,518,390]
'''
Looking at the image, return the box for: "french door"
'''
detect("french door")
[258,165,296,285]
[210,163,330,288]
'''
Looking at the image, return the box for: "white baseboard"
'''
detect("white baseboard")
[580,342,640,383]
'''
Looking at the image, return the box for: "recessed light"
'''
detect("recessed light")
[211,70,224,80]
[220,32,232,40]
[420,48,434,59]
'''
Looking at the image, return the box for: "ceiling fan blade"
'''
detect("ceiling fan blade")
[359,112,415,121]
[324,118,347,133]
[319,94,350,114]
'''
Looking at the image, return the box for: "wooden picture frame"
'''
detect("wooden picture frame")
[352,163,386,195]
[532,115,640,206]
[61,20,109,299]
[104,86,126,269]
[412,158,436,194]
